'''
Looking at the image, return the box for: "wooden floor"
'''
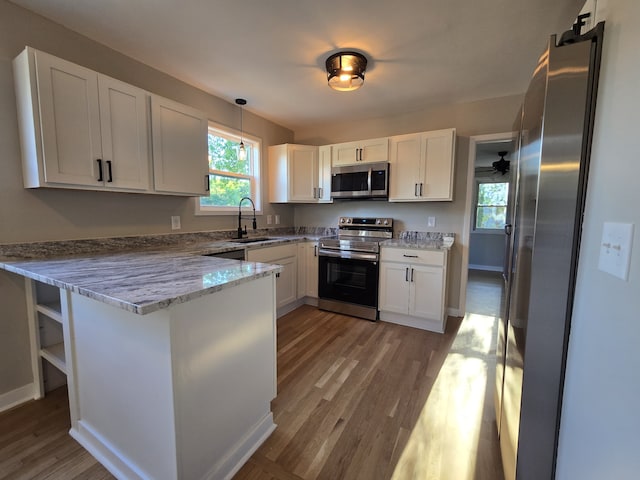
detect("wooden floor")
[0,302,503,480]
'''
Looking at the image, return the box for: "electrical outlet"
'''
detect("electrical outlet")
[267,215,273,225]
[171,216,181,230]
[427,216,436,227]
[275,215,280,225]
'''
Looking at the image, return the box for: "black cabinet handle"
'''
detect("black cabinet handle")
[411,268,414,282]
[419,183,424,196]
[403,254,418,258]
[106,160,113,182]
[205,174,210,191]
[314,245,318,257]
[96,159,103,182]
[405,267,409,282]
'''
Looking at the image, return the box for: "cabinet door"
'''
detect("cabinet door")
[409,265,444,320]
[276,256,297,308]
[379,262,410,314]
[289,146,318,202]
[98,75,150,191]
[318,146,332,203]
[151,95,208,196]
[419,128,456,201]
[360,137,389,163]
[297,243,307,299]
[389,133,422,201]
[35,50,102,186]
[332,138,389,166]
[332,141,360,166]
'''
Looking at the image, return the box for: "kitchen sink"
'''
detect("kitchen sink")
[231,236,272,244]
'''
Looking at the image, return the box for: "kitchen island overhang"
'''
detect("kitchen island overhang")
[0,251,281,480]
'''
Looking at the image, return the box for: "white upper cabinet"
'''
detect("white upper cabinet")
[13,47,208,196]
[331,137,389,166]
[14,47,150,192]
[269,144,331,203]
[389,128,456,202]
[97,76,151,191]
[150,95,208,196]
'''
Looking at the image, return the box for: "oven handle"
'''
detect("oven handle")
[318,248,378,262]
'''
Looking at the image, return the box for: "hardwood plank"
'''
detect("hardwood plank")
[0,305,503,480]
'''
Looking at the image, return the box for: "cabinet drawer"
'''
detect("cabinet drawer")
[247,244,297,263]
[381,248,445,266]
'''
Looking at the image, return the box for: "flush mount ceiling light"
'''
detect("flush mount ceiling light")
[235,98,247,161]
[325,51,368,92]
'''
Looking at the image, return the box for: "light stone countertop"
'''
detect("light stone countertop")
[0,235,321,315]
[381,237,454,250]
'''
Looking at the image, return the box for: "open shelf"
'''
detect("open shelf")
[40,342,66,375]
[36,302,62,323]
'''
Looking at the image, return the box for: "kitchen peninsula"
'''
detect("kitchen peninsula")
[0,246,282,480]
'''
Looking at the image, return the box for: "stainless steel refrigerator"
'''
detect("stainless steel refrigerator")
[494,17,605,480]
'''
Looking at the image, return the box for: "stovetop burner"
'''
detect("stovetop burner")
[319,217,393,253]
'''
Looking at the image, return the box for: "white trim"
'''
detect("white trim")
[379,312,445,334]
[461,132,517,317]
[447,307,463,318]
[195,120,263,216]
[0,383,36,413]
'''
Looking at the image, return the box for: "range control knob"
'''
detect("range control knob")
[346,218,352,224]
[375,219,381,225]
[340,218,346,223]
[383,219,389,226]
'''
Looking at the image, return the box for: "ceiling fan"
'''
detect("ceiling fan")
[476,150,510,176]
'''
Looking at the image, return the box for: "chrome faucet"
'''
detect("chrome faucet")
[237,197,257,239]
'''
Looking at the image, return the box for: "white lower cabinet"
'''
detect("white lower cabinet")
[247,244,298,310]
[379,247,448,333]
[297,241,319,298]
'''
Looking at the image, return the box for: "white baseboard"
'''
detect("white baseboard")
[0,383,35,413]
[447,307,463,318]
[277,298,305,318]
[379,311,445,334]
[71,421,147,480]
[469,264,503,272]
[208,412,276,480]
[72,411,276,480]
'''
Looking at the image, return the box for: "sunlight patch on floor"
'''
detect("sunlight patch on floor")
[392,313,498,480]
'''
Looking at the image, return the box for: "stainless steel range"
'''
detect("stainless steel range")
[318,217,393,320]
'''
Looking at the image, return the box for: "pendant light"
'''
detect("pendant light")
[325,51,368,91]
[235,98,247,161]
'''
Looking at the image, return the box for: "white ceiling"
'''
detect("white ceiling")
[11,0,585,131]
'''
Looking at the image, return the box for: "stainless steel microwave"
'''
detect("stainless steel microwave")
[330,162,389,199]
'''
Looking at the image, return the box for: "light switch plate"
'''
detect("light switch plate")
[427,216,436,227]
[171,216,181,230]
[598,222,634,280]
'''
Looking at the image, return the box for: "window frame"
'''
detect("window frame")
[473,178,509,233]
[195,121,262,216]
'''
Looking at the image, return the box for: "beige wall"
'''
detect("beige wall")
[556,0,640,477]
[0,0,295,245]
[293,94,523,312]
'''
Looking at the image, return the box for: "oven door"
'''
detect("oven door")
[318,250,379,308]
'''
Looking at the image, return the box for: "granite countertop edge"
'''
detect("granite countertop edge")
[0,235,319,315]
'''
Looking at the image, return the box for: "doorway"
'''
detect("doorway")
[460,132,516,316]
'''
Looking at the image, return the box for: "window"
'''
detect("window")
[197,122,261,214]
[475,181,509,230]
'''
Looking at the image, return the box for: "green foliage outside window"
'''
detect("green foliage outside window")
[200,134,253,207]
[476,182,508,229]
